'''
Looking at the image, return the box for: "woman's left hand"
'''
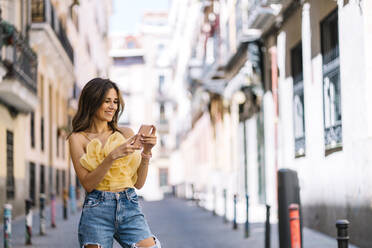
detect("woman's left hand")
[140,125,157,154]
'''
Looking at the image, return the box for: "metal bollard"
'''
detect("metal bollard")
[3,204,12,248]
[191,183,195,201]
[39,194,46,235]
[233,194,238,229]
[245,194,250,238]
[223,189,227,223]
[51,193,56,228]
[69,184,76,215]
[213,187,216,216]
[289,204,301,248]
[172,185,176,197]
[336,220,349,248]
[25,199,33,245]
[63,189,68,220]
[265,204,271,248]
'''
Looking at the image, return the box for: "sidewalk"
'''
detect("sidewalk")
[0,201,81,248]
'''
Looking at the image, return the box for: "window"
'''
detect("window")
[49,166,53,194]
[291,42,306,157]
[41,117,44,151]
[157,43,164,51]
[321,9,342,151]
[158,75,165,94]
[56,170,60,195]
[62,170,66,191]
[113,56,144,66]
[160,135,165,149]
[127,41,135,49]
[29,162,36,204]
[6,130,15,199]
[159,168,168,187]
[31,112,35,148]
[160,103,165,115]
[56,130,59,157]
[31,0,46,22]
[40,164,45,194]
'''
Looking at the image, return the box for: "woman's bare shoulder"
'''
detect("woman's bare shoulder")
[68,132,86,147]
[118,126,135,139]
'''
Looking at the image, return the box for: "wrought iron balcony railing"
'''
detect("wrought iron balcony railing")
[31,0,74,63]
[1,23,38,94]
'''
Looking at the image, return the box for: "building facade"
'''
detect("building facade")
[0,0,39,217]
[0,0,112,218]
[173,0,372,247]
[27,0,75,212]
[267,1,372,247]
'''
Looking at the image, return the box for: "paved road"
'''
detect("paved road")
[0,196,360,247]
[142,196,360,248]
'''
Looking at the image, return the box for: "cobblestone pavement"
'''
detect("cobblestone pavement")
[0,196,359,248]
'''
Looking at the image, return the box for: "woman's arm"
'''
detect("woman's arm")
[133,126,157,189]
[69,133,114,192]
[134,152,151,189]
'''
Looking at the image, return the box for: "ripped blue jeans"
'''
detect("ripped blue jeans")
[78,188,161,248]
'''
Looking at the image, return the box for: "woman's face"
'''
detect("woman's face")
[95,88,119,122]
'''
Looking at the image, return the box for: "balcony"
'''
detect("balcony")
[0,23,38,113]
[235,0,294,40]
[30,0,74,83]
[246,0,281,30]
[31,0,73,63]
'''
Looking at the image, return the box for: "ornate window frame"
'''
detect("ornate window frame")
[291,42,306,158]
[321,9,342,153]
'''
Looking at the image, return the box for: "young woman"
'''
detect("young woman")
[68,78,161,248]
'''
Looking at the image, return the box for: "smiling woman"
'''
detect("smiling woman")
[69,78,125,134]
[67,78,160,248]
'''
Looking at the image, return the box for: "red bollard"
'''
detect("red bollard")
[51,194,56,228]
[289,204,301,248]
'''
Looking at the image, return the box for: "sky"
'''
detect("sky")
[110,0,170,34]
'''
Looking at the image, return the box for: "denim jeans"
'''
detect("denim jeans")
[78,188,161,248]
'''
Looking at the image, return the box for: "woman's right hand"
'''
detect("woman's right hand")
[109,135,141,161]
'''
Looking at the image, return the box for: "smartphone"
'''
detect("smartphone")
[132,125,153,147]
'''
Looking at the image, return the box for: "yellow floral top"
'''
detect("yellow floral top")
[79,131,141,191]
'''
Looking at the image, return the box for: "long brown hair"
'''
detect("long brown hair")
[67,78,124,138]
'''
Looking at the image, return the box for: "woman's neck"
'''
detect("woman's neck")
[87,119,111,134]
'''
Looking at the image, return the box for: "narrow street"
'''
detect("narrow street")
[1,196,359,247]
[142,196,359,248]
